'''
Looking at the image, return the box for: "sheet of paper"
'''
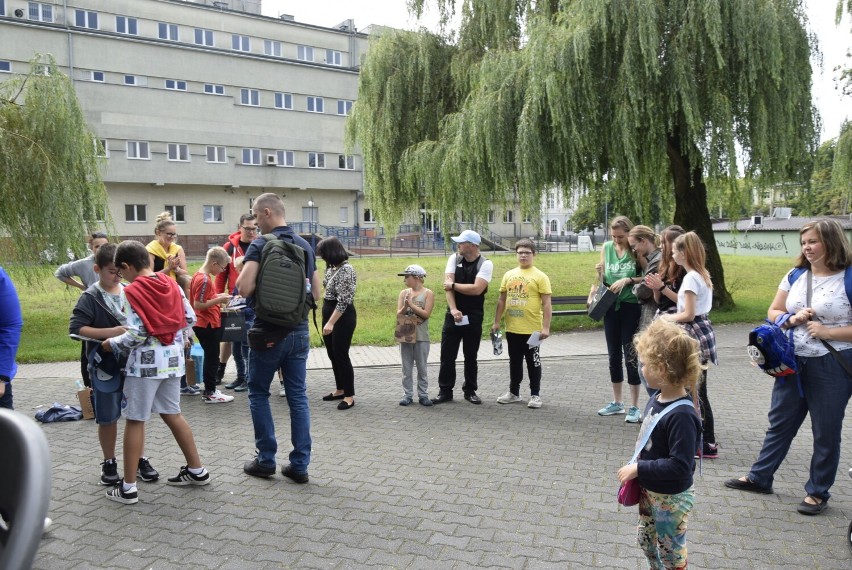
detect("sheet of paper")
[526,331,542,347]
[455,315,470,326]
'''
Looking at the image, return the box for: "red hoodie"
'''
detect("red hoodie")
[214,230,250,294]
[124,274,186,345]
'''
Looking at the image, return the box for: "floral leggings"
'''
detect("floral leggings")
[637,486,695,569]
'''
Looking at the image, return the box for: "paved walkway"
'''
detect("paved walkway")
[12,324,852,569]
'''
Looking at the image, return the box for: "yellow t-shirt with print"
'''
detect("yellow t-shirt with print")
[499,266,552,335]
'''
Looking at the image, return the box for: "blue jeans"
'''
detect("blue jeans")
[748,349,852,501]
[247,330,311,472]
[233,339,248,380]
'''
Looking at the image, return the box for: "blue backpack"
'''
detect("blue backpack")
[747,266,852,378]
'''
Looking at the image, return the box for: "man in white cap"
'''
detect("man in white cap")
[432,230,493,405]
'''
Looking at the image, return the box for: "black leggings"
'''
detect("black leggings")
[193,325,223,393]
[603,302,641,385]
[322,301,356,397]
[506,332,542,396]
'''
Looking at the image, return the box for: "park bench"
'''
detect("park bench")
[550,295,590,317]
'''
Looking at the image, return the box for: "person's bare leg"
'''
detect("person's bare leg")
[612,382,623,403]
[630,384,640,408]
[99,422,118,459]
[123,420,145,484]
[160,413,201,468]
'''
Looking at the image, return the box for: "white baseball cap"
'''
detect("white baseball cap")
[451,229,481,245]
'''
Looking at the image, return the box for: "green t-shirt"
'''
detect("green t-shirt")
[603,241,639,307]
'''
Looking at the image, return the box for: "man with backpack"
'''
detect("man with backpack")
[236,193,320,483]
[432,230,494,405]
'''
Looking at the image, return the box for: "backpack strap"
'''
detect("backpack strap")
[628,399,694,464]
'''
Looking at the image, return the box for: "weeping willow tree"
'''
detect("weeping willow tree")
[348,0,820,308]
[0,54,109,273]
[834,121,852,213]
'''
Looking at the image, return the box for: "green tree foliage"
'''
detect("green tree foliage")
[351,1,819,307]
[0,55,109,272]
[833,120,852,213]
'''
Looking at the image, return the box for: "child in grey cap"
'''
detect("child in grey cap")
[395,265,434,406]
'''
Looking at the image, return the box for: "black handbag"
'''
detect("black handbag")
[220,310,246,343]
[587,281,616,321]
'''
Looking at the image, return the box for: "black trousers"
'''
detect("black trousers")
[194,325,223,393]
[322,301,356,397]
[437,311,484,395]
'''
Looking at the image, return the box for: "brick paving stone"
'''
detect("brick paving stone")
[11,324,852,568]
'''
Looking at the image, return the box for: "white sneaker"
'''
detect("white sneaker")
[527,395,542,408]
[497,392,521,404]
[203,390,235,404]
[279,384,286,397]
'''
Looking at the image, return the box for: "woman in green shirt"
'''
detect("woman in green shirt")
[595,216,643,423]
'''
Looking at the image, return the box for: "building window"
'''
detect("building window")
[167,143,189,162]
[232,35,250,52]
[241,148,261,165]
[297,46,314,61]
[203,205,223,223]
[337,100,353,116]
[0,61,10,73]
[89,70,104,82]
[158,23,179,41]
[307,96,324,113]
[240,88,259,106]
[75,10,98,29]
[273,92,293,110]
[504,210,514,223]
[547,192,556,209]
[127,141,150,160]
[124,75,147,86]
[326,50,342,66]
[28,2,52,22]
[93,138,108,157]
[523,214,532,223]
[550,220,558,233]
[116,16,138,35]
[308,152,325,168]
[264,40,281,57]
[194,28,214,46]
[487,210,495,223]
[0,1,4,16]
[363,209,376,223]
[125,204,147,223]
[339,207,348,223]
[276,150,294,167]
[206,146,226,163]
[338,155,355,170]
[165,79,187,91]
[204,83,225,95]
[165,205,185,222]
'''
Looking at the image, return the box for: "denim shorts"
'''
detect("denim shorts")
[91,386,122,425]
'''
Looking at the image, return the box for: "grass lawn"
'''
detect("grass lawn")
[8,252,792,363]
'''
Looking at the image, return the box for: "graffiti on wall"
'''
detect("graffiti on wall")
[715,233,789,255]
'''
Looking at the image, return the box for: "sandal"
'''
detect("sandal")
[322,392,345,401]
[797,495,827,516]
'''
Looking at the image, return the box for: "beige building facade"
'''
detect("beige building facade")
[0,0,369,252]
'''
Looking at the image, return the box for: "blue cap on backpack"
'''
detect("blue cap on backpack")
[87,344,124,393]
[747,314,797,377]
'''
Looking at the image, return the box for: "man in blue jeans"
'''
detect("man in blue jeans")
[236,193,320,483]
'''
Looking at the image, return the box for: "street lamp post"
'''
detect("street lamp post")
[308,198,315,250]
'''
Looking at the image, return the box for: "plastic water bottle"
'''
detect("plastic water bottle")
[74,379,84,391]
[491,330,503,356]
[305,278,312,295]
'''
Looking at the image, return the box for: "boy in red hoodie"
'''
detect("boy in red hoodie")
[102,241,209,504]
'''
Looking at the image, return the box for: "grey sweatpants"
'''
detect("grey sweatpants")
[400,341,430,399]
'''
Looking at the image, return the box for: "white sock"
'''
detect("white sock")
[188,466,206,476]
[122,481,137,492]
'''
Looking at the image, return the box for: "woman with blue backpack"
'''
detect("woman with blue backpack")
[725,218,852,516]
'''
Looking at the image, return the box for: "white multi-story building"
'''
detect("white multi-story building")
[541,187,577,238]
[0,0,370,253]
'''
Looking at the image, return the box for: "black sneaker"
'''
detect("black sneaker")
[105,479,138,505]
[243,458,276,478]
[166,466,210,486]
[225,377,246,390]
[100,458,119,486]
[281,464,309,484]
[137,457,159,482]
